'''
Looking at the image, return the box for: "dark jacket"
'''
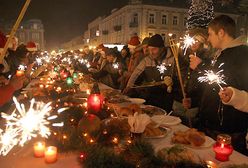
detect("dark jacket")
[199,38,248,133]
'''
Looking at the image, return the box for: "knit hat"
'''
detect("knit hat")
[26,41,37,52]
[0,31,7,49]
[148,34,164,48]
[141,37,150,45]
[128,36,140,48]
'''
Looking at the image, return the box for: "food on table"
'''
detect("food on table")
[143,122,165,137]
[158,145,197,164]
[171,128,206,147]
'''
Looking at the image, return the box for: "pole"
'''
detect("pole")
[169,38,186,99]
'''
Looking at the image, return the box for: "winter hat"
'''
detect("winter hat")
[148,34,164,48]
[26,41,37,52]
[0,31,7,50]
[141,37,150,46]
[128,36,140,48]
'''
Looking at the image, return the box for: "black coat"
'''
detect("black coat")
[199,45,248,133]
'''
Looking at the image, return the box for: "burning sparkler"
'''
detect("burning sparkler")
[0,97,67,156]
[198,63,226,90]
[182,34,196,55]
[112,63,119,69]
[156,63,167,74]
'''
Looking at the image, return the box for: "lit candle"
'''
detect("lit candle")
[213,134,233,161]
[87,94,103,113]
[44,146,57,163]
[16,70,24,77]
[33,141,46,157]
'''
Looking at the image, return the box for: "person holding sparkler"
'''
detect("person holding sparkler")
[173,28,212,127]
[219,87,248,113]
[92,48,123,89]
[124,34,174,112]
[196,15,248,155]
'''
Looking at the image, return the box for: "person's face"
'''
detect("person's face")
[142,45,149,56]
[208,27,221,49]
[190,41,201,52]
[106,55,114,62]
[148,46,162,59]
[121,49,127,57]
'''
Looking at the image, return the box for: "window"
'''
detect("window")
[184,17,187,26]
[133,13,138,23]
[161,33,166,41]
[33,24,38,29]
[162,15,167,25]
[32,33,39,40]
[149,13,155,24]
[173,16,178,25]
[96,30,100,37]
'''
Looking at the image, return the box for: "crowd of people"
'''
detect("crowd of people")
[0,15,248,155]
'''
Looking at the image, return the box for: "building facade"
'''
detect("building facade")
[1,19,45,50]
[85,0,242,46]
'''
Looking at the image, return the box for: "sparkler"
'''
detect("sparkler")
[198,63,226,90]
[112,63,119,69]
[156,63,167,74]
[0,97,67,156]
[182,34,196,55]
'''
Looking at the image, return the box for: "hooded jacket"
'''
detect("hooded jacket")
[199,36,248,133]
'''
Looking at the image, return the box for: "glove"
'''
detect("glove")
[164,76,173,93]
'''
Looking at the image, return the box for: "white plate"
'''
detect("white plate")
[143,126,171,139]
[186,136,215,149]
[128,98,146,104]
[151,115,181,126]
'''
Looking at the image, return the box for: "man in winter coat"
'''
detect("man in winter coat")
[197,15,248,155]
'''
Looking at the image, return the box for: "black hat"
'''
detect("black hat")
[148,34,164,48]
[142,37,150,45]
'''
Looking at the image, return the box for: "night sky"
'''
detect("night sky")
[0,0,127,49]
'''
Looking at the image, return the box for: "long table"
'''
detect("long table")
[0,83,247,168]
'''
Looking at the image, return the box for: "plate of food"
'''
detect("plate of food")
[171,128,215,149]
[140,105,166,116]
[128,98,146,104]
[151,115,181,126]
[143,123,171,139]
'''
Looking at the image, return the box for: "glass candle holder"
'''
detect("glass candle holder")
[33,141,46,157]
[44,146,57,163]
[213,134,233,161]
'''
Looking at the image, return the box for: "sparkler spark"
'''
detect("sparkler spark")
[182,34,196,55]
[0,97,67,156]
[156,63,167,74]
[17,65,27,71]
[112,63,119,69]
[198,64,226,90]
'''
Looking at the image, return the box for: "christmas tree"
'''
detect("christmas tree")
[187,0,215,30]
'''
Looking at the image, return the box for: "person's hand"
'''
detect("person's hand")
[25,62,35,77]
[183,98,191,109]
[9,75,26,91]
[164,76,173,93]
[189,54,202,70]
[219,87,233,103]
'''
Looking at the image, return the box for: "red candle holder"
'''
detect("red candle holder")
[213,134,233,161]
[87,93,104,113]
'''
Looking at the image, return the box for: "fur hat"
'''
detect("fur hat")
[128,36,140,48]
[26,41,37,52]
[141,37,150,46]
[148,34,164,48]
